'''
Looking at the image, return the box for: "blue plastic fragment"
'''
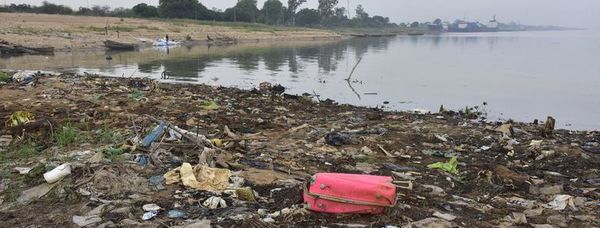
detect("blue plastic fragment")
[135,154,150,166]
[141,122,166,147]
[167,210,187,219]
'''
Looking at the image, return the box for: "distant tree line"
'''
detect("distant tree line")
[0,0,397,28]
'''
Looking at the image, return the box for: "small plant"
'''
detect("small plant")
[15,141,38,159]
[55,123,79,147]
[99,125,117,143]
[0,72,12,83]
[460,102,489,120]
[0,140,38,161]
[130,90,144,100]
[104,147,124,163]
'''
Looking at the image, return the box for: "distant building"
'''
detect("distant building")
[448,16,500,33]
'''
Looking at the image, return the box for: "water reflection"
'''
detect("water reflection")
[1,31,598,130]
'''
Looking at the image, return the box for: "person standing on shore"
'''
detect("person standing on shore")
[166,34,169,45]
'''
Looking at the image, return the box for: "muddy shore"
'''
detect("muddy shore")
[0,72,598,227]
[0,13,344,52]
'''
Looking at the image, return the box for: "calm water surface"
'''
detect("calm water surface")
[2,30,599,130]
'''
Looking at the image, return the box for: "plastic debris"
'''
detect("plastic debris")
[11,71,34,84]
[141,122,166,147]
[14,167,32,175]
[422,150,457,158]
[433,212,457,221]
[182,220,211,228]
[167,210,187,219]
[535,150,556,160]
[72,215,102,227]
[6,111,34,127]
[143,203,161,211]
[142,211,158,220]
[427,157,458,174]
[149,175,166,190]
[200,101,220,110]
[546,195,577,210]
[325,132,352,146]
[134,154,150,166]
[203,196,227,209]
[43,163,71,184]
[17,182,56,204]
[164,163,231,192]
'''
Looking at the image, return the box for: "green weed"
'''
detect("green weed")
[104,147,124,163]
[99,125,117,143]
[0,72,12,82]
[55,123,79,147]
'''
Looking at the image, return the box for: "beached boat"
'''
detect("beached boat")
[103,40,137,50]
[0,44,55,55]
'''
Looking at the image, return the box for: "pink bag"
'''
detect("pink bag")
[303,173,398,214]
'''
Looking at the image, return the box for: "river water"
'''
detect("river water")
[2,30,599,130]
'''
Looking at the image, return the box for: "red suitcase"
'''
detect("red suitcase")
[303,173,399,214]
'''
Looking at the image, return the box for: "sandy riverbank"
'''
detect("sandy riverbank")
[0,71,598,227]
[0,13,343,51]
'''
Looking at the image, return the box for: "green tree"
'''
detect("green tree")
[318,0,338,18]
[38,1,73,15]
[133,3,159,18]
[354,4,368,20]
[334,7,346,19]
[261,0,284,25]
[231,0,258,22]
[410,21,420,28]
[433,18,442,25]
[286,0,306,25]
[159,0,198,19]
[295,8,320,26]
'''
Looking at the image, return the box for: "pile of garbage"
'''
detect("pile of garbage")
[0,71,598,227]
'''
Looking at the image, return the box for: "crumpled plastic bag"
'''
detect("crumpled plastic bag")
[6,111,34,127]
[427,157,458,174]
[163,163,231,192]
[545,194,577,210]
[203,196,227,209]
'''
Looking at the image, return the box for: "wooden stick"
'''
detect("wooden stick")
[346,57,363,81]
[377,144,396,157]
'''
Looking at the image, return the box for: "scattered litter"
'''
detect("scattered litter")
[546,195,577,210]
[6,111,34,127]
[325,132,352,146]
[149,175,166,190]
[165,163,231,192]
[167,210,187,219]
[203,196,227,209]
[142,211,158,220]
[143,203,161,212]
[403,218,452,228]
[303,173,396,214]
[17,182,57,204]
[422,150,457,158]
[43,163,71,184]
[72,215,102,227]
[14,167,32,175]
[141,122,166,147]
[427,157,458,174]
[433,212,457,221]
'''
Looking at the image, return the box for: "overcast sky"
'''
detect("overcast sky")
[6,0,600,28]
